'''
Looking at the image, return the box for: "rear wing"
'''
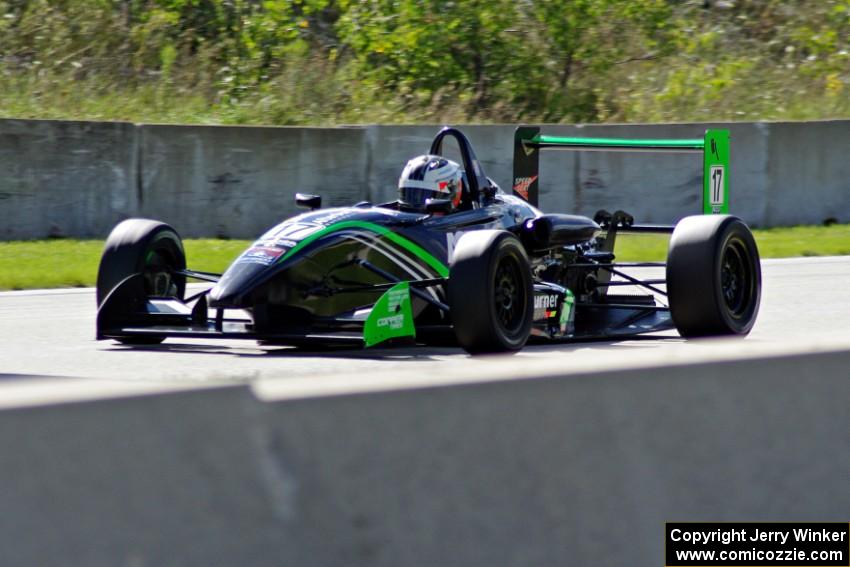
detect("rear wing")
[512,126,730,215]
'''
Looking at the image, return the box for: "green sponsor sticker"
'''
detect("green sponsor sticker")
[363,282,416,347]
[559,288,576,336]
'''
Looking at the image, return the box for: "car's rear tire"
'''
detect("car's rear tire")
[97,219,186,345]
[447,230,533,353]
[667,215,761,337]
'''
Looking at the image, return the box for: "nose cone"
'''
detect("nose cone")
[208,283,235,307]
[209,260,269,308]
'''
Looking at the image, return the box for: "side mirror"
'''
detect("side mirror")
[295,193,322,210]
[425,198,454,215]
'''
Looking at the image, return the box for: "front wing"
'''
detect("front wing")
[97,274,676,347]
[96,274,418,347]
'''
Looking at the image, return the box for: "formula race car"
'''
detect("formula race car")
[96,126,761,354]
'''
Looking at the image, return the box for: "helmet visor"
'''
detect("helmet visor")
[400,186,441,208]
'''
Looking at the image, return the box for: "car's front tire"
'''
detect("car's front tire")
[97,219,186,344]
[447,230,533,353]
[667,215,761,337]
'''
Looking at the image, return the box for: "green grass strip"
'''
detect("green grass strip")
[2,223,850,291]
[0,239,249,291]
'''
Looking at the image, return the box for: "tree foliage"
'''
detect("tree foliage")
[0,0,848,124]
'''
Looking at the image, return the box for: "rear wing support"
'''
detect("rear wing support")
[512,127,730,215]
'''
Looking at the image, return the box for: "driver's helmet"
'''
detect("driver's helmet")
[398,154,464,212]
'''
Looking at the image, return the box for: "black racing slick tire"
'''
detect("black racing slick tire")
[96,219,187,344]
[447,230,534,354]
[667,215,761,338]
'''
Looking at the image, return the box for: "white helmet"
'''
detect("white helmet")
[398,154,464,212]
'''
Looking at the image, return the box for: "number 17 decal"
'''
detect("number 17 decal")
[710,165,725,206]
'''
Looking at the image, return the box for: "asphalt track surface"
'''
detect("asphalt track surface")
[1,257,849,405]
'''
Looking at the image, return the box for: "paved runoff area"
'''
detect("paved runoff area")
[1,257,850,406]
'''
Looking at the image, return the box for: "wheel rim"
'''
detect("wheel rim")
[493,255,525,334]
[720,237,753,318]
[144,249,178,297]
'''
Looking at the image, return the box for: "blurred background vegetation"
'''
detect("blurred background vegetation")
[0,0,848,125]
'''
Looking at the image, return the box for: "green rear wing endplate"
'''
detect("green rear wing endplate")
[512,126,730,215]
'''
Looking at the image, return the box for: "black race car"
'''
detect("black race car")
[96,126,761,353]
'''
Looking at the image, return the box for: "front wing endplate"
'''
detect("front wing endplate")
[363,282,416,347]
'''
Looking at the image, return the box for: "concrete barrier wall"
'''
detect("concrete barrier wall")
[0,118,847,238]
[0,119,138,239]
[139,125,369,237]
[0,350,847,566]
[764,121,850,226]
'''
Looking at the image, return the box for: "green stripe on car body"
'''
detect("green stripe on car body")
[278,220,450,277]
